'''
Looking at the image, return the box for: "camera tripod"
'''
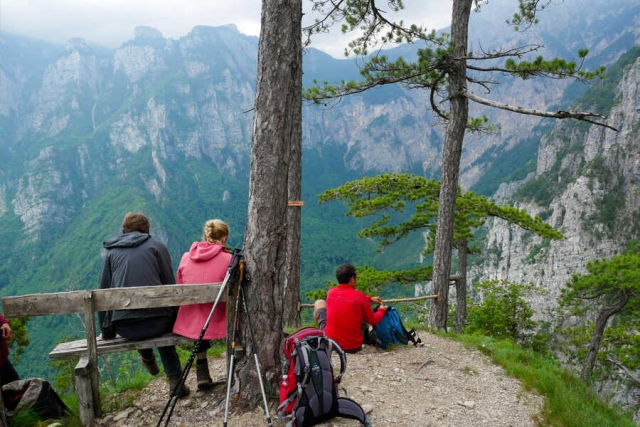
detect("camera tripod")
[156,250,272,427]
[223,259,272,427]
[157,249,242,427]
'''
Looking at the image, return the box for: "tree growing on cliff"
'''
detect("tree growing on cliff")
[557,245,640,383]
[234,0,303,407]
[306,0,614,331]
[318,172,563,331]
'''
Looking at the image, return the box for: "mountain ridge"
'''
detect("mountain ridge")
[0,2,638,404]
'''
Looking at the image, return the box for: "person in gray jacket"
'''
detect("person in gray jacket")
[98,212,189,397]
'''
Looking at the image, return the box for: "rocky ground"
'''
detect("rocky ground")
[96,332,544,426]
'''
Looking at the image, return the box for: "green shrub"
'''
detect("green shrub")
[465,280,539,344]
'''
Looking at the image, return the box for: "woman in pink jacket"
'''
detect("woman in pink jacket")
[173,219,232,389]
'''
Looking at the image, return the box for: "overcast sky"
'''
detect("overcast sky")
[0,0,452,58]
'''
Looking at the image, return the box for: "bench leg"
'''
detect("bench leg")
[75,356,99,426]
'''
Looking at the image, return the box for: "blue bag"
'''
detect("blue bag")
[372,306,422,349]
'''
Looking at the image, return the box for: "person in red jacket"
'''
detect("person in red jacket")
[314,263,388,352]
[173,219,232,390]
[0,313,20,386]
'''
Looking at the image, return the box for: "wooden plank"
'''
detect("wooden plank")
[2,291,87,317]
[92,283,226,311]
[2,283,226,317]
[83,291,101,418]
[75,356,94,427]
[299,294,440,308]
[49,333,194,361]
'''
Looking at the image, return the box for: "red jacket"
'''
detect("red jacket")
[324,284,385,351]
[172,242,231,340]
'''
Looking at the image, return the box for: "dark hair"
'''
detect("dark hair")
[336,263,357,284]
[121,212,150,234]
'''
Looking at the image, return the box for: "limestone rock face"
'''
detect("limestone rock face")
[0,1,637,250]
[473,57,640,316]
[134,26,164,40]
[471,57,640,423]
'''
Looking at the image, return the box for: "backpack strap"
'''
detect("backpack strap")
[297,340,313,390]
[405,328,424,347]
[327,338,347,384]
[277,337,313,418]
[336,397,371,426]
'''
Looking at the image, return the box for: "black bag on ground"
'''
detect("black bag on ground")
[2,378,69,421]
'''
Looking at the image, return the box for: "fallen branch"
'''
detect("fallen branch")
[415,359,436,374]
[606,357,640,386]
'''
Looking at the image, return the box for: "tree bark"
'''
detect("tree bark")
[235,0,303,407]
[283,25,303,329]
[429,0,472,331]
[580,291,629,382]
[455,240,468,333]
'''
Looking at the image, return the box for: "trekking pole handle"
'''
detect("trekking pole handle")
[228,248,243,273]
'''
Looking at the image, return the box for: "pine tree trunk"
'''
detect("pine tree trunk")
[429,0,472,331]
[234,0,303,407]
[455,240,468,333]
[580,291,629,382]
[283,27,303,329]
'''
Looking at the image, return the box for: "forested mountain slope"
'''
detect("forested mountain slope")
[0,0,637,386]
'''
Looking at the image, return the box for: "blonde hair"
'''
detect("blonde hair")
[203,219,229,243]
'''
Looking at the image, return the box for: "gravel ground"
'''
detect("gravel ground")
[96,332,544,426]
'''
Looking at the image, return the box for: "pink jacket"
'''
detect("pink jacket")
[172,242,232,340]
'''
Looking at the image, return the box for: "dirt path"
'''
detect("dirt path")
[97,332,543,426]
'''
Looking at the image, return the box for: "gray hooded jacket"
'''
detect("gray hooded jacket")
[98,231,176,337]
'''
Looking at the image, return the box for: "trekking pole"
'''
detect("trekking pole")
[157,248,243,427]
[224,260,273,427]
[223,258,243,427]
[238,279,273,427]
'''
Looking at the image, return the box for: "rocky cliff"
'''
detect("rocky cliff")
[473,53,640,316]
[1,0,638,246]
[472,53,640,422]
[0,0,639,388]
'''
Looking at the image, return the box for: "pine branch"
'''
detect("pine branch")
[464,90,619,132]
[606,357,640,386]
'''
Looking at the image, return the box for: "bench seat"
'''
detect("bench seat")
[2,283,227,426]
[49,332,194,361]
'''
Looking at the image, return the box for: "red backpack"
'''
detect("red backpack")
[278,327,370,427]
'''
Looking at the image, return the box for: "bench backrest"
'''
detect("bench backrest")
[1,283,226,318]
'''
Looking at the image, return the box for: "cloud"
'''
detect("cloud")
[1,0,262,47]
[1,0,450,57]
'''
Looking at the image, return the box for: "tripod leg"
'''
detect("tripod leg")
[223,269,243,427]
[223,350,236,427]
[239,287,273,427]
[157,252,241,427]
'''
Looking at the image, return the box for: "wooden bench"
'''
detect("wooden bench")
[1,283,227,427]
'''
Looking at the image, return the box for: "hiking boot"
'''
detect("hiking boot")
[196,361,214,390]
[139,354,160,376]
[169,377,190,398]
